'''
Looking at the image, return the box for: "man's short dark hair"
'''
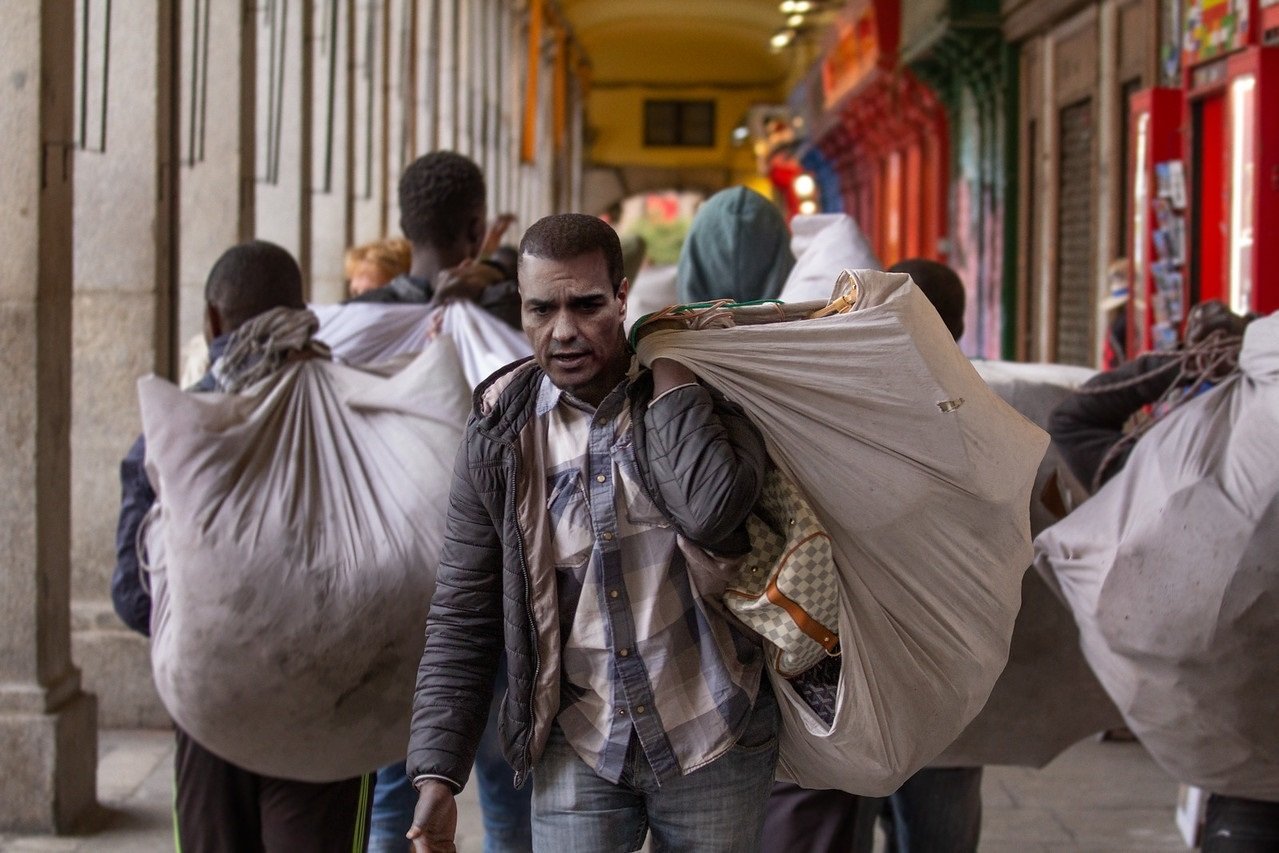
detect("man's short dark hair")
[519,213,625,294]
[204,240,305,331]
[889,258,966,342]
[399,151,486,249]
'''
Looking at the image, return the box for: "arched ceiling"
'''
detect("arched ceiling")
[559,0,794,90]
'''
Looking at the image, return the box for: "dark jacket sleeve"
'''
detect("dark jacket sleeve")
[406,434,505,791]
[1049,353,1181,489]
[641,383,767,552]
[112,435,155,636]
[476,278,523,331]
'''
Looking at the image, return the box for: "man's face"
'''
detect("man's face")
[520,251,628,401]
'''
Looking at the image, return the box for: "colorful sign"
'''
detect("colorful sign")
[1184,0,1252,64]
[822,2,881,108]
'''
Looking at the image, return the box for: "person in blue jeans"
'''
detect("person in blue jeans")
[360,151,531,853]
[369,662,532,853]
[403,214,777,852]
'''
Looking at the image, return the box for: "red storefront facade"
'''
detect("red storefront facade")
[813,0,952,270]
[1125,0,1279,356]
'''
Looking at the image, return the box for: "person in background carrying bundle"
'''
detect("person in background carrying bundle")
[1049,300,1274,853]
[676,186,795,305]
[405,213,778,853]
[1051,300,1251,492]
[350,153,531,853]
[345,237,413,298]
[347,151,521,331]
[111,241,374,852]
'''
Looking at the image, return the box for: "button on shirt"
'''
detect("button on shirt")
[539,372,759,784]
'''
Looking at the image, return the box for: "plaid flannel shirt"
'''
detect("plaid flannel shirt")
[538,372,758,784]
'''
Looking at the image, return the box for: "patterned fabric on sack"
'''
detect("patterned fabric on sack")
[727,468,839,677]
[789,655,841,726]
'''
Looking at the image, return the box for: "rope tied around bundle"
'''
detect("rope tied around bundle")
[212,307,332,393]
[1087,330,1245,491]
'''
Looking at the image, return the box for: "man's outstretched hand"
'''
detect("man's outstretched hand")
[407,780,459,853]
[434,259,505,304]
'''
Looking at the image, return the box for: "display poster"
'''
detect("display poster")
[822,2,881,108]
[1184,0,1251,63]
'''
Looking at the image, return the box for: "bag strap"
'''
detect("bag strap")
[765,554,839,652]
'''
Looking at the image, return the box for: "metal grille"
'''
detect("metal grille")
[1055,99,1096,366]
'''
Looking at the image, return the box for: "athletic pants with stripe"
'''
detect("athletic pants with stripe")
[174,728,374,853]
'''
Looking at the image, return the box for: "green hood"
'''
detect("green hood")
[676,187,795,304]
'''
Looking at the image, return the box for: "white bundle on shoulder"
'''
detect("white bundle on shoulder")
[313,299,531,385]
[779,214,880,303]
[1035,313,1279,799]
[936,360,1122,769]
[141,316,471,782]
[635,271,1047,794]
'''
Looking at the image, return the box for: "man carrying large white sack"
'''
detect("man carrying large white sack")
[406,213,781,852]
[111,242,379,851]
[1042,301,1279,851]
[406,209,1049,852]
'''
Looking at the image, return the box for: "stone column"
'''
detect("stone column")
[177,0,256,346]
[352,0,389,244]
[254,0,314,288]
[383,0,409,240]
[0,0,99,832]
[70,0,180,728]
[309,0,353,304]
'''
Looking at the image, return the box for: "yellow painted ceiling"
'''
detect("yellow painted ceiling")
[559,0,794,91]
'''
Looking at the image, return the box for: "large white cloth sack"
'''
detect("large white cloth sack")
[142,338,471,781]
[635,271,1047,794]
[1035,314,1279,800]
[313,300,530,385]
[779,213,880,304]
[936,361,1122,768]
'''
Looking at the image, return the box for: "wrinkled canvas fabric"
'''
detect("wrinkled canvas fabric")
[936,360,1122,768]
[312,299,530,385]
[142,338,471,782]
[635,271,1047,795]
[1035,313,1279,800]
[779,213,880,304]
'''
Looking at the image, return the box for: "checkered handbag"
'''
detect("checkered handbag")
[726,467,840,677]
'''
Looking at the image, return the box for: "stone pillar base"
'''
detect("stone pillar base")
[0,691,98,833]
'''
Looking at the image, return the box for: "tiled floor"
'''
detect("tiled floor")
[0,730,1188,851]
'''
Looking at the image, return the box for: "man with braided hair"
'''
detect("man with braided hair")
[349,151,521,330]
[111,241,375,852]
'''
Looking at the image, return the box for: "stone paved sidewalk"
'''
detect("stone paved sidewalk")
[1,730,1188,851]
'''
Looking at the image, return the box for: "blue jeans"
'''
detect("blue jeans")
[368,662,532,853]
[531,687,779,853]
[879,766,983,853]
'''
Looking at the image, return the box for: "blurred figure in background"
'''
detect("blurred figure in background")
[676,186,794,304]
[357,152,531,852]
[345,237,412,299]
[1101,259,1130,371]
[620,232,647,286]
